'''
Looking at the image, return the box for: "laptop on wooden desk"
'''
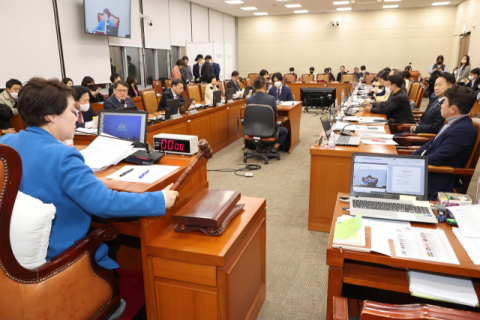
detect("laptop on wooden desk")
[349,153,438,224]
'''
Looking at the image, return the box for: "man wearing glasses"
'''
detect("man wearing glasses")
[103,80,138,110]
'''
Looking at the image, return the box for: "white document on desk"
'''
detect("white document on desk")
[332,121,355,131]
[362,140,398,145]
[280,101,296,106]
[363,218,411,256]
[358,134,394,140]
[446,205,480,238]
[106,165,180,184]
[393,227,460,264]
[452,227,480,264]
[80,136,136,172]
[75,128,97,134]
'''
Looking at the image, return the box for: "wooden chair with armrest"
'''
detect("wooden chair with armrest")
[248,74,259,83]
[140,88,159,114]
[246,78,252,86]
[152,80,164,95]
[97,14,120,28]
[200,84,208,101]
[333,296,480,320]
[216,81,225,96]
[187,84,202,103]
[0,144,121,320]
[164,79,171,89]
[302,74,314,83]
[396,118,480,194]
[317,74,330,83]
[341,74,355,83]
[365,73,376,84]
[284,74,296,83]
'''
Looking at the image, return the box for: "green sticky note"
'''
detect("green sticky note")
[400,195,416,201]
[334,214,362,240]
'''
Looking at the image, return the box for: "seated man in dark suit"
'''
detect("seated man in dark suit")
[158,79,185,112]
[193,54,203,83]
[409,72,454,134]
[268,73,294,101]
[200,57,214,83]
[413,86,478,198]
[246,77,288,153]
[206,55,221,81]
[364,74,415,124]
[72,86,97,128]
[227,71,242,92]
[108,73,121,97]
[336,66,347,82]
[103,80,137,110]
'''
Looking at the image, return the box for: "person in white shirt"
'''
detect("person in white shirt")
[204,74,218,104]
[0,79,22,115]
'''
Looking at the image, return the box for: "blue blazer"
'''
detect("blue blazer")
[212,62,221,80]
[0,127,166,269]
[103,95,137,110]
[246,92,278,120]
[414,96,445,134]
[75,106,98,128]
[268,85,295,102]
[92,20,114,33]
[413,116,477,197]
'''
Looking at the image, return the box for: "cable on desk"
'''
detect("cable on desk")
[207,164,261,176]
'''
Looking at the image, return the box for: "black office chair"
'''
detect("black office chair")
[243,104,282,164]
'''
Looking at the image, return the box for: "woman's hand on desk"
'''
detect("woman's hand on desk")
[163,183,179,209]
[2,128,16,135]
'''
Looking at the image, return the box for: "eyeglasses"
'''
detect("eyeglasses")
[115,89,128,93]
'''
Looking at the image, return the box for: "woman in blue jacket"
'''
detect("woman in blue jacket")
[0,78,178,270]
[91,8,114,34]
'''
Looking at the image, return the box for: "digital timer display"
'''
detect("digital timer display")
[157,139,190,154]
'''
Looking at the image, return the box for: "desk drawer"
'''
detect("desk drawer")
[152,257,217,287]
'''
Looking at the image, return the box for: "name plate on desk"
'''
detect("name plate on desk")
[187,109,198,115]
[170,114,182,120]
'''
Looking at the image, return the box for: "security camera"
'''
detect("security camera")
[149,22,153,26]
[331,19,336,26]
[336,19,340,26]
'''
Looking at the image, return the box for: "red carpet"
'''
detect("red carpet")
[117,268,146,320]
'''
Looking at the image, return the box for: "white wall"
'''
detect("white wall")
[109,0,143,47]
[143,0,171,49]
[452,0,480,69]
[0,0,62,87]
[192,3,209,42]
[238,7,457,78]
[169,0,192,46]
[209,9,224,42]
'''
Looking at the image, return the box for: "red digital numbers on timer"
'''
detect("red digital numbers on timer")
[161,139,184,151]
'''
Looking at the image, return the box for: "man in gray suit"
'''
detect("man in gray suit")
[246,77,288,153]
[103,81,138,110]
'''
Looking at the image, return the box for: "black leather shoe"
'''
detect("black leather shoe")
[271,146,278,153]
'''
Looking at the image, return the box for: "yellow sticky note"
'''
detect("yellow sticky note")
[334,214,362,240]
[413,200,431,208]
[400,195,416,202]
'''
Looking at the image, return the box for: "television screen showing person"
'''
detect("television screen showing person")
[84,1,132,38]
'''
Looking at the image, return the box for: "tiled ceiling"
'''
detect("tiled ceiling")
[188,0,463,16]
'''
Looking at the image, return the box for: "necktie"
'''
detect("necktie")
[77,111,83,124]
[277,87,281,100]
[424,99,443,117]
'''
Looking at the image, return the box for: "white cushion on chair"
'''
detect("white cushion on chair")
[10,191,56,269]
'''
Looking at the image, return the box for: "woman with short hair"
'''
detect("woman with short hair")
[126,74,139,98]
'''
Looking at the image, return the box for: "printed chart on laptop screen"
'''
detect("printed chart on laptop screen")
[353,156,425,196]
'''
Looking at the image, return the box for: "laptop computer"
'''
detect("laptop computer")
[225,88,234,102]
[349,153,437,223]
[321,115,360,146]
[106,25,118,37]
[179,99,195,114]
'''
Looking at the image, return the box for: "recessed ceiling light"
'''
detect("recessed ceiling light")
[276,0,290,1]
[241,7,257,10]
[225,0,243,4]
[336,7,352,10]
[286,4,302,7]
[432,1,450,5]
[294,9,309,13]
[384,0,400,2]
[383,4,398,8]
[333,1,350,4]
[254,12,269,15]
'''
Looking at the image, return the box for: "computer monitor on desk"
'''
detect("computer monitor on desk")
[98,109,148,144]
[301,87,336,111]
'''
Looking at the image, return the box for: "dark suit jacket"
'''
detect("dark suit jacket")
[158,88,186,112]
[103,95,137,110]
[414,96,445,134]
[337,72,347,82]
[268,86,294,101]
[227,80,241,92]
[75,106,98,128]
[246,92,278,120]
[88,91,105,103]
[370,89,414,124]
[200,62,214,83]
[128,63,137,77]
[413,116,477,197]
[108,86,114,97]
[193,64,201,81]
[212,62,221,80]
[128,84,139,98]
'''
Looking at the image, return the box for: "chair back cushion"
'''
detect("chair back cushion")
[284,74,296,83]
[243,105,276,137]
[152,80,163,94]
[10,192,55,269]
[409,82,420,100]
[141,89,159,114]
[248,74,259,83]
[465,118,480,169]
[302,74,314,82]
[317,74,330,82]
[342,74,355,83]
[187,85,202,103]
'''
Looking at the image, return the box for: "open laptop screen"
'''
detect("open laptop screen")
[350,153,428,200]
[98,110,148,143]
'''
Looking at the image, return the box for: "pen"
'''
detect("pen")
[120,168,134,177]
[372,140,386,142]
[139,169,150,179]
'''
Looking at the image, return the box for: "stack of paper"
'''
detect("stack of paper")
[354,125,385,135]
[333,215,365,247]
[447,205,480,238]
[80,136,139,172]
[452,228,480,265]
[332,121,355,132]
[75,127,97,135]
[357,133,394,140]
[409,270,479,307]
[344,116,387,124]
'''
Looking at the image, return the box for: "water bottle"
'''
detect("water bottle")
[328,133,336,149]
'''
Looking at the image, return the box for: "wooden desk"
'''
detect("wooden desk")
[326,193,480,320]
[144,196,266,320]
[308,111,397,232]
[277,101,303,153]
[287,82,353,104]
[75,99,246,154]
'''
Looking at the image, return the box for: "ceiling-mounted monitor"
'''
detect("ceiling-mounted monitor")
[84,0,131,38]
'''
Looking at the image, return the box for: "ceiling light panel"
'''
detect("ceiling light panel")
[285,4,302,8]
[294,10,309,13]
[241,7,257,10]
[225,0,244,4]
[333,1,350,4]
[254,12,269,15]
[336,7,352,10]
[383,4,399,7]
[432,1,450,5]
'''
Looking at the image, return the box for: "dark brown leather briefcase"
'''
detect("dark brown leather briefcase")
[172,189,243,235]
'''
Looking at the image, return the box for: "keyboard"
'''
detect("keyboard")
[336,136,351,145]
[352,199,430,214]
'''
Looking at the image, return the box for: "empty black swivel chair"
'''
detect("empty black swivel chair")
[243,104,283,164]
